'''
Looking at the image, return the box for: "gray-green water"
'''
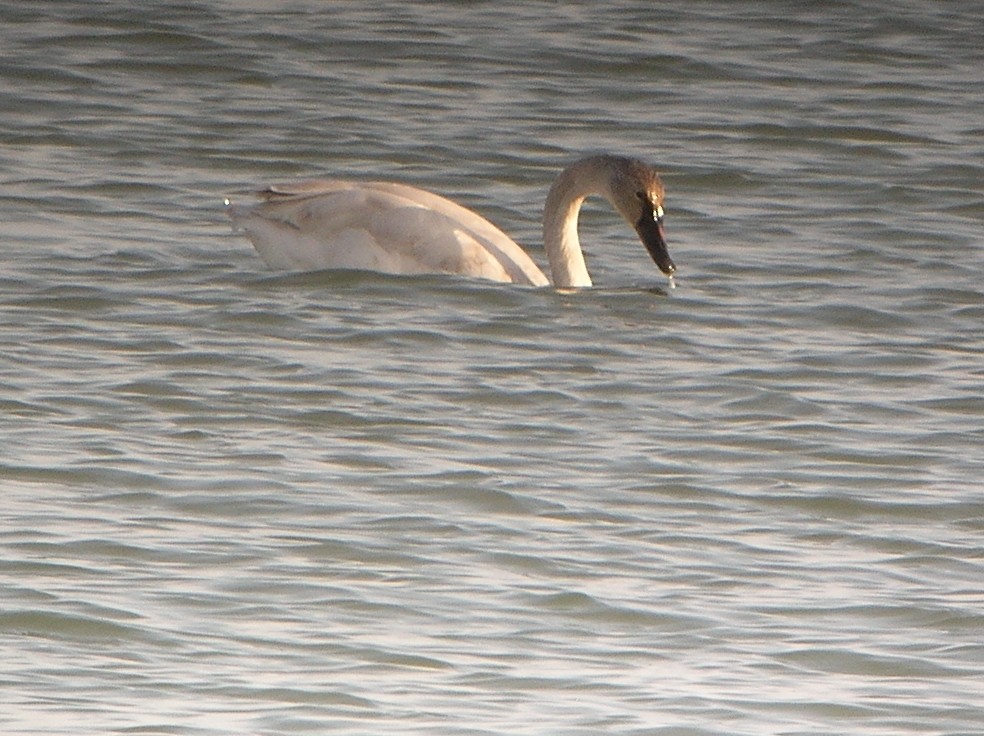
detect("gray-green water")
[2,2,983,734]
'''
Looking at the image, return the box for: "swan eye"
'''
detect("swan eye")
[637,191,664,221]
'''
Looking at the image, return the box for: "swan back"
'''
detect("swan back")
[228,180,550,285]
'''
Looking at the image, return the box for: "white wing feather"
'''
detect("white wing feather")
[228,181,549,285]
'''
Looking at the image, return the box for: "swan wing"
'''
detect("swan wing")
[228,180,550,285]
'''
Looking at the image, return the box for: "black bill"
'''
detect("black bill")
[635,209,675,276]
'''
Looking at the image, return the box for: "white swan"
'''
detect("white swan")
[226,155,675,287]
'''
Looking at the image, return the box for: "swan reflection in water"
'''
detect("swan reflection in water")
[227,155,676,288]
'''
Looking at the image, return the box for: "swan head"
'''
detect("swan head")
[607,158,676,277]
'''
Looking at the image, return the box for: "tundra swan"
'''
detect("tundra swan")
[226,155,675,287]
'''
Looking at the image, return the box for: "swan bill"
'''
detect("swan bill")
[635,213,676,276]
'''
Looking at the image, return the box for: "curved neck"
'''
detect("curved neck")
[541,156,614,287]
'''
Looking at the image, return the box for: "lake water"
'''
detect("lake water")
[1,2,982,734]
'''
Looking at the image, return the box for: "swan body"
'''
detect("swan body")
[227,155,675,287]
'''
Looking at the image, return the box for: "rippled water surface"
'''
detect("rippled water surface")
[2,2,983,734]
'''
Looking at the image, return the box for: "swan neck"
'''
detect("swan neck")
[542,157,614,288]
